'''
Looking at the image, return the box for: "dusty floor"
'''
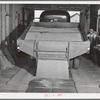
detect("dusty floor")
[0,53,100,93]
[71,56,100,93]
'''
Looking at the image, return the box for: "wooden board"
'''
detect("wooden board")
[37,41,68,60]
[38,52,67,60]
[36,59,69,79]
[5,5,10,37]
[69,41,90,59]
[25,31,82,41]
[7,68,34,85]
[36,33,82,41]
[18,25,30,40]
[1,5,6,41]
[38,41,68,52]
[31,22,79,28]
[0,5,1,45]
[29,26,80,33]
[25,32,39,40]
[18,40,36,57]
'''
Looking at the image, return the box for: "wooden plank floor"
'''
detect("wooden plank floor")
[0,66,20,85]
[26,78,77,93]
[0,67,35,92]
[71,55,100,93]
[0,52,35,92]
[1,53,100,93]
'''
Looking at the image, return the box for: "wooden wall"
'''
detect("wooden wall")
[80,7,90,40]
[0,4,25,71]
[0,5,1,45]
[0,4,24,45]
[78,5,100,34]
[90,5,98,31]
[24,8,34,26]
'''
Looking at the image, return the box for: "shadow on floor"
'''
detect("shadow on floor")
[26,78,77,93]
[0,52,37,86]
[16,52,37,76]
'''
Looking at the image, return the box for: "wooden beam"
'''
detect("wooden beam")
[90,5,98,31]
[12,4,16,30]
[1,4,6,42]
[22,7,25,27]
[5,4,10,44]
[0,5,1,76]
[24,4,89,11]
[0,5,2,45]
[9,5,13,33]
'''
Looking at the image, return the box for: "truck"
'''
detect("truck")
[17,10,90,79]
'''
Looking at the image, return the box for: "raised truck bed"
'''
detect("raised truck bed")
[17,22,90,79]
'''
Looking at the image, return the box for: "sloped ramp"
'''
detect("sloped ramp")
[26,78,77,93]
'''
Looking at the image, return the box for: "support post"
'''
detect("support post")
[0,5,2,46]
[22,7,25,28]
[1,4,6,42]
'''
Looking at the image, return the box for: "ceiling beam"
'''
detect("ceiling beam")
[24,4,90,11]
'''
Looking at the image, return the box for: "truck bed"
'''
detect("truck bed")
[25,26,83,42]
[17,22,90,59]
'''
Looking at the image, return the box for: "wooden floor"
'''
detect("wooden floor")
[0,53,100,93]
[26,78,76,93]
[0,52,35,92]
[71,55,100,93]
